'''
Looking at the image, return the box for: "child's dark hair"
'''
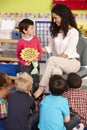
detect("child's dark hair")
[0,72,7,87]
[18,18,34,34]
[67,73,82,88]
[49,75,67,96]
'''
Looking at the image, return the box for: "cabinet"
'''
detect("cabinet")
[0,39,19,79]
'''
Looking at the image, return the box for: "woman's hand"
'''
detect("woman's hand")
[42,47,47,53]
[59,53,68,58]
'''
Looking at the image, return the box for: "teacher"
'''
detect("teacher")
[34,4,80,98]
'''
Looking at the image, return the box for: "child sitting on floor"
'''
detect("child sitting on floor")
[38,74,70,130]
[0,72,11,130]
[38,74,84,130]
[5,72,39,130]
[63,73,86,129]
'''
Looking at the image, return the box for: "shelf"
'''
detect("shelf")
[0,39,19,79]
[0,39,18,43]
[0,39,18,62]
[0,57,18,62]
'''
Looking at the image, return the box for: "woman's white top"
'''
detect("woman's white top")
[46,28,79,59]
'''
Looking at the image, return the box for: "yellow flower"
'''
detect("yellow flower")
[20,48,39,61]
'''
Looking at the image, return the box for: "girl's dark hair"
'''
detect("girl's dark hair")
[0,72,7,88]
[49,75,67,96]
[19,18,34,34]
[50,4,79,38]
[67,73,82,88]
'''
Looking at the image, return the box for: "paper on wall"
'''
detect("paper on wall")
[1,19,15,30]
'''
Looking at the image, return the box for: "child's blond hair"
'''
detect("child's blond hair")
[15,72,33,93]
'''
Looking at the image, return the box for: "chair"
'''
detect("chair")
[63,36,87,79]
[77,37,87,77]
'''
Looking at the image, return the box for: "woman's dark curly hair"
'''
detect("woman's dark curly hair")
[50,4,79,38]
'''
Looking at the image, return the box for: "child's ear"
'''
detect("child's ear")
[29,85,32,91]
[23,29,26,34]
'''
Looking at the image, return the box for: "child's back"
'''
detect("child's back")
[63,73,87,127]
[38,94,69,130]
[38,75,70,130]
[5,72,36,130]
[5,91,35,130]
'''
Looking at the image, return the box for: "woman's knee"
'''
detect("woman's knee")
[47,57,57,66]
[48,56,56,62]
[52,67,63,75]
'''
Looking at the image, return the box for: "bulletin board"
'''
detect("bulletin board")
[52,0,87,10]
[35,21,52,62]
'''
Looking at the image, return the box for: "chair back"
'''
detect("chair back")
[77,37,87,66]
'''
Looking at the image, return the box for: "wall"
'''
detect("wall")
[0,0,52,13]
[0,0,87,37]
